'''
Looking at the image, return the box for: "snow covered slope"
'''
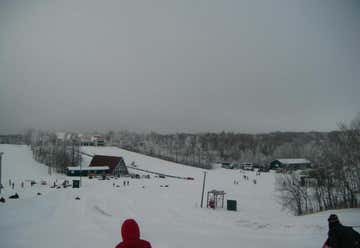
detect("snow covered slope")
[1,145,359,248]
[81,146,203,178]
[0,144,51,180]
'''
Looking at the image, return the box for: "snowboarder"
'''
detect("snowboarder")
[324,214,360,248]
[115,219,151,248]
[12,182,14,189]
[21,181,24,188]
[123,181,126,186]
[127,181,129,186]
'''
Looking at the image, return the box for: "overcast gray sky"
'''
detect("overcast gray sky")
[0,0,359,134]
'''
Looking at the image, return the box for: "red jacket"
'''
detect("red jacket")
[115,219,152,248]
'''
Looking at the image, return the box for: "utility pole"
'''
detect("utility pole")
[200,171,207,208]
[0,152,3,194]
[78,138,82,187]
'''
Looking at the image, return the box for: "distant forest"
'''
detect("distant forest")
[3,128,341,170]
[107,130,332,169]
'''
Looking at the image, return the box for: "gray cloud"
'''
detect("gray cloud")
[0,0,359,134]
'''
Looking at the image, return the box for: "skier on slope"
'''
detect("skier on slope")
[323,214,360,248]
[115,219,152,248]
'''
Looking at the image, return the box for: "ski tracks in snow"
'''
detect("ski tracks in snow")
[93,205,112,217]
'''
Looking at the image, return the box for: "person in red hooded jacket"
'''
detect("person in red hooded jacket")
[115,219,152,248]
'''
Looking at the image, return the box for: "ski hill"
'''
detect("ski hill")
[1,144,359,248]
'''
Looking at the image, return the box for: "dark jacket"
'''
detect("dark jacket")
[326,223,360,248]
[115,219,151,248]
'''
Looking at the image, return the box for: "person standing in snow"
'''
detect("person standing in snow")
[115,219,151,248]
[325,214,360,248]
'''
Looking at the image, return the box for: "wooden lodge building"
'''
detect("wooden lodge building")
[67,155,128,177]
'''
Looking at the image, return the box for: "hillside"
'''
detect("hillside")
[0,144,359,248]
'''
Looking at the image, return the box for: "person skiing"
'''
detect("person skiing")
[324,214,360,248]
[115,219,151,248]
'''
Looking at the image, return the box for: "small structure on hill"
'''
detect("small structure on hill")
[91,135,105,146]
[207,190,225,209]
[89,155,128,176]
[270,158,311,171]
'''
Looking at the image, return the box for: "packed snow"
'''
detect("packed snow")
[0,144,359,248]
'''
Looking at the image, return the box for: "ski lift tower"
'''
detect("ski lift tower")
[207,190,225,209]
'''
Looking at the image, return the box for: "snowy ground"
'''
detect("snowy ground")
[1,144,359,248]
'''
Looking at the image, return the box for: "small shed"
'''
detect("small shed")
[220,162,232,169]
[207,190,226,209]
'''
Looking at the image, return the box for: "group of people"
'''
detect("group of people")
[115,214,360,248]
[112,181,131,188]
[5,179,30,189]
[233,175,257,185]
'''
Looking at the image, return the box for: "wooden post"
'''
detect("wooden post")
[0,152,3,194]
[200,171,207,208]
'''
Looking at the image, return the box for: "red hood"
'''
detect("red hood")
[121,219,140,241]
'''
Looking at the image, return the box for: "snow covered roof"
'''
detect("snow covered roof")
[56,132,66,140]
[67,166,109,171]
[89,155,126,173]
[276,159,311,164]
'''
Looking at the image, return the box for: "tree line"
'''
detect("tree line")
[276,114,360,215]
[24,130,81,175]
[106,130,328,169]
